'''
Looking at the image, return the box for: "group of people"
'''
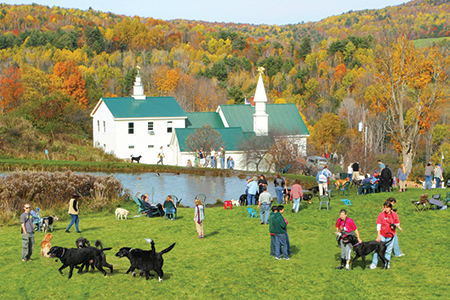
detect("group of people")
[424,162,445,189]
[187,146,232,169]
[245,174,292,207]
[335,197,404,270]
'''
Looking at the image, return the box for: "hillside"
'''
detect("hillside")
[0,0,449,166]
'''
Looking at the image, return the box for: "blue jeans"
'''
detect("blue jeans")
[285,230,292,255]
[221,158,225,169]
[371,235,394,267]
[260,203,270,224]
[275,187,283,204]
[66,214,79,231]
[425,175,432,189]
[270,235,275,256]
[211,157,215,168]
[275,233,289,259]
[292,198,301,213]
[248,194,256,206]
[348,173,353,182]
[435,177,440,188]
[393,234,402,256]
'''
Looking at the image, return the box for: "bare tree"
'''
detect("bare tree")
[184,125,223,166]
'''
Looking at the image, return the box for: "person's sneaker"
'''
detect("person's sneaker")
[283,257,290,260]
[396,253,405,257]
[275,257,281,260]
[65,230,70,233]
[345,264,349,270]
[369,264,377,269]
[77,231,81,233]
[386,265,390,269]
[22,259,27,262]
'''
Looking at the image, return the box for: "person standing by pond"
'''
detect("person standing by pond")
[210,148,216,168]
[66,193,81,233]
[247,176,258,206]
[335,209,362,270]
[199,148,205,167]
[219,146,225,169]
[21,203,35,261]
[258,174,268,195]
[194,198,204,238]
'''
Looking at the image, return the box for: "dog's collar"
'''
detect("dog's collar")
[61,248,66,257]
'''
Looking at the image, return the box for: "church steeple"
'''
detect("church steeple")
[253,68,268,136]
[132,66,146,100]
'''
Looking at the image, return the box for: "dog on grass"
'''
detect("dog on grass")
[115,238,175,282]
[230,199,240,207]
[75,237,114,273]
[40,233,53,258]
[335,178,349,189]
[115,208,129,219]
[345,234,394,270]
[47,246,108,279]
[42,215,59,233]
[130,155,142,163]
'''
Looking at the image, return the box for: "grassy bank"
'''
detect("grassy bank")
[1,186,449,299]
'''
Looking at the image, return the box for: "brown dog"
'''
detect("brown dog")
[335,178,349,189]
[40,233,53,258]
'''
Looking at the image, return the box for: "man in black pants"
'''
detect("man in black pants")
[380,165,393,192]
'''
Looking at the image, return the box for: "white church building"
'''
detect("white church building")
[90,71,310,170]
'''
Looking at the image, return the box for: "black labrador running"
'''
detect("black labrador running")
[115,239,175,281]
[47,246,108,279]
[346,234,394,270]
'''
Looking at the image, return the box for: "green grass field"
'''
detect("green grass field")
[413,36,450,48]
[1,187,449,299]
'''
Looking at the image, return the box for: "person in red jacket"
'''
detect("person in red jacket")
[369,202,402,269]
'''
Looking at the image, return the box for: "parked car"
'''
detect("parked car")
[305,156,328,176]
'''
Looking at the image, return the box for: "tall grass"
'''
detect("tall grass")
[1,186,449,299]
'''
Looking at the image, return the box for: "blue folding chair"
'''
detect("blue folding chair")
[247,207,257,218]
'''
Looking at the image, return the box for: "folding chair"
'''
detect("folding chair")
[247,207,257,218]
[444,192,450,205]
[337,181,350,196]
[340,199,352,206]
[429,194,444,210]
[411,194,429,212]
[326,184,336,197]
[318,195,330,210]
[169,195,182,207]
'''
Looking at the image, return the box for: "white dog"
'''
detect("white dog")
[115,208,129,219]
[230,199,240,207]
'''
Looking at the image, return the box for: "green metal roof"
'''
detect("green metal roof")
[219,103,310,135]
[174,127,255,152]
[101,97,187,118]
[185,112,224,128]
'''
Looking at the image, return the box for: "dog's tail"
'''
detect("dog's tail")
[383,233,395,245]
[94,240,112,251]
[160,243,176,255]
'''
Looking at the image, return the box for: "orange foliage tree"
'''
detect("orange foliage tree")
[153,66,180,96]
[51,60,88,109]
[370,36,450,172]
[0,66,24,113]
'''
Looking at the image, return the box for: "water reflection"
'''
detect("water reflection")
[86,172,277,208]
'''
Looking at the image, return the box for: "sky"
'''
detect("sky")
[7,0,408,25]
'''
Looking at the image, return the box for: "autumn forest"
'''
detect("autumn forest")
[0,0,450,175]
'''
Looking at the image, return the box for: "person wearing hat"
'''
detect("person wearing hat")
[66,192,81,233]
[247,176,258,206]
[369,201,401,269]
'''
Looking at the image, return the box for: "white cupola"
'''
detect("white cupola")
[132,67,146,100]
[253,71,268,136]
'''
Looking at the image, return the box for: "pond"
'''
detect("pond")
[86,172,279,208]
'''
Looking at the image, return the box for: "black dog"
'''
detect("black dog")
[131,155,142,163]
[47,246,108,279]
[346,234,394,270]
[115,239,175,282]
[239,194,247,206]
[351,179,362,187]
[75,237,113,273]
[306,186,320,197]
